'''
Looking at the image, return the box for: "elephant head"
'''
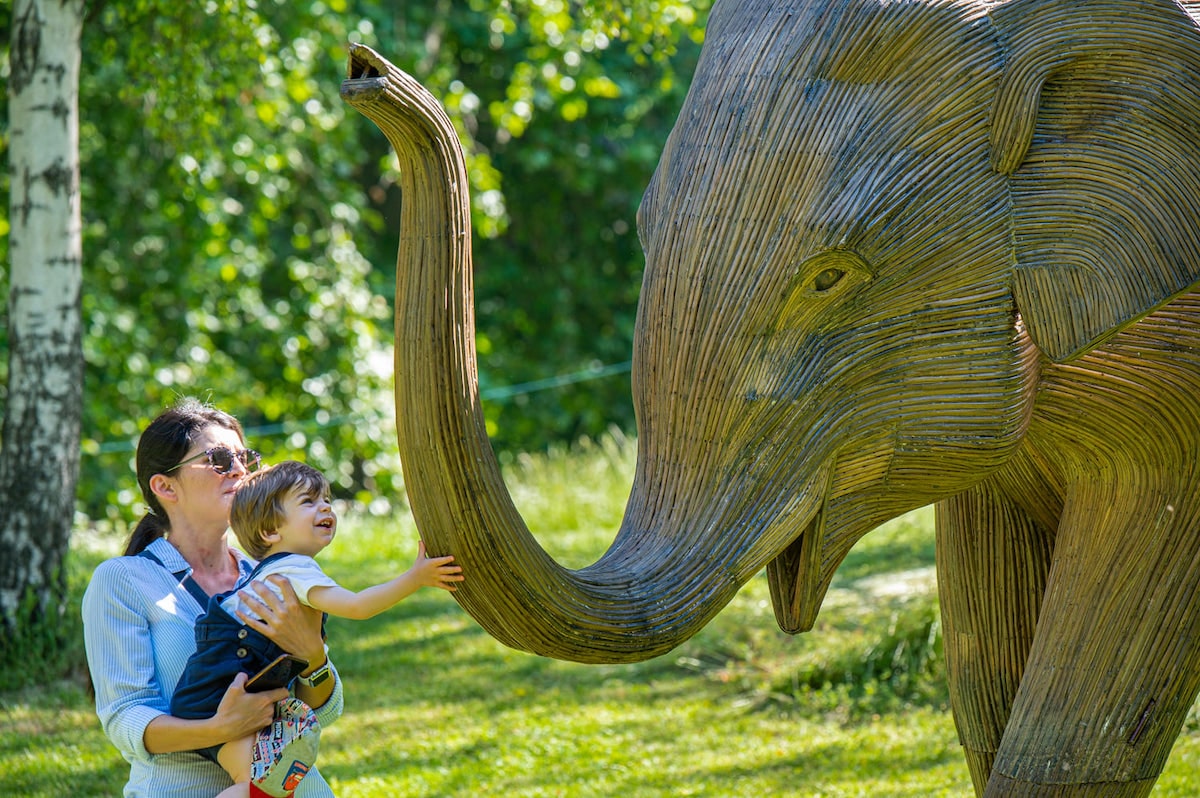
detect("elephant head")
[340,0,1200,660]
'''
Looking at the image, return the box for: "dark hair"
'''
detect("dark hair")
[123,398,246,556]
[230,461,329,559]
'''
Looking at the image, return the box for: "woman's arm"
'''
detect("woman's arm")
[289,651,337,711]
[143,673,286,754]
[233,575,343,722]
[235,576,326,665]
[82,559,284,759]
[82,560,173,760]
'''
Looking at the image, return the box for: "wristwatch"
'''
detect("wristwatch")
[296,659,332,688]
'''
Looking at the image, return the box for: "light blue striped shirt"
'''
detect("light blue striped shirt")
[82,537,343,797]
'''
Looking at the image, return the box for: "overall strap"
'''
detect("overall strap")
[241,551,293,585]
[239,552,330,637]
[136,548,211,607]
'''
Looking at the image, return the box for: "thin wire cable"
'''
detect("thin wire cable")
[89,360,634,453]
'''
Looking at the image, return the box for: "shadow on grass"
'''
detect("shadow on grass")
[0,681,130,798]
[688,737,964,798]
[326,604,695,709]
[3,757,130,798]
[318,670,965,797]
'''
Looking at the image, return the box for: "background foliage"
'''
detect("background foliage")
[0,0,711,525]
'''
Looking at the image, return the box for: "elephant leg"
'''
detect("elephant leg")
[985,477,1200,796]
[936,482,1055,796]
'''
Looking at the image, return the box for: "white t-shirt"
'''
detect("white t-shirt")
[221,553,340,620]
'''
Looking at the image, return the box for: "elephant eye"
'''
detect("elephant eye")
[812,268,845,292]
[781,250,871,321]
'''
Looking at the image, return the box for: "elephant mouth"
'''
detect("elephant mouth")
[767,463,836,633]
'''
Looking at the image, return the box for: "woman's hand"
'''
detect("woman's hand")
[234,575,326,666]
[214,672,288,738]
[143,673,287,755]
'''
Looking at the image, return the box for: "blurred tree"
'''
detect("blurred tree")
[0,0,711,532]
[73,1,400,523]
[1,0,85,655]
[357,0,711,455]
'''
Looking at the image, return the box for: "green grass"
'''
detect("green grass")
[4,435,1199,796]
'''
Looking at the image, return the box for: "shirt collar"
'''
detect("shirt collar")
[145,537,190,575]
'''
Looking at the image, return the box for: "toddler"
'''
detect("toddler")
[171,461,464,797]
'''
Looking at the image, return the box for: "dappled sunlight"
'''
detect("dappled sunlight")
[503,433,637,569]
[40,458,1200,795]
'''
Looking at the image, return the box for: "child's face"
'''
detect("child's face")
[265,485,337,557]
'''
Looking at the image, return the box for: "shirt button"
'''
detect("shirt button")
[236,647,248,658]
[237,629,248,639]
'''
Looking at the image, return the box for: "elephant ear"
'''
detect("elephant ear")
[989,0,1200,362]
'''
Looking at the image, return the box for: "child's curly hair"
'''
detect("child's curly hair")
[230,460,330,559]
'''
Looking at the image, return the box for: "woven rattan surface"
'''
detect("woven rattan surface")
[341,1,1200,793]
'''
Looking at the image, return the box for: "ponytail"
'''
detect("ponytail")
[123,513,169,556]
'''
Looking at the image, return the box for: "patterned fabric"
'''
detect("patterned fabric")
[250,698,321,798]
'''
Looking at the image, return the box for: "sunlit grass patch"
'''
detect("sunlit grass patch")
[5,434,1199,796]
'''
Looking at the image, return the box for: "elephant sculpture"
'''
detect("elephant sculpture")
[339,0,1200,793]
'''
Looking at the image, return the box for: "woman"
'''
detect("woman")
[83,398,343,796]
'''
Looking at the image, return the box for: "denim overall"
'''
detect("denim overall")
[160,552,323,762]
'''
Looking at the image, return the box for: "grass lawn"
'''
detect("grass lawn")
[4,437,1199,796]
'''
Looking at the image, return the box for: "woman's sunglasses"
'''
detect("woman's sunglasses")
[166,446,262,475]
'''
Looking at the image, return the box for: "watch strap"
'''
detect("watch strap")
[297,660,332,687]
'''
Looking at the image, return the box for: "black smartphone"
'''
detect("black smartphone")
[245,654,309,693]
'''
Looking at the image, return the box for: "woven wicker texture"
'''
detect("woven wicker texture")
[341,0,1200,792]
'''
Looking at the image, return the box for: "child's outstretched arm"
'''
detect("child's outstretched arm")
[306,540,464,620]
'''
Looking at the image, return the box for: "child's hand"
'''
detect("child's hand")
[411,540,465,591]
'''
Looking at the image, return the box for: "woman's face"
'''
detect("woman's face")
[165,424,253,530]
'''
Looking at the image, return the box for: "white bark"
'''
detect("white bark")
[1,0,86,633]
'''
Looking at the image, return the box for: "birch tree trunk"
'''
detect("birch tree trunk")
[1,0,86,644]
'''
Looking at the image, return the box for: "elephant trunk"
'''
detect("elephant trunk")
[340,44,786,663]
